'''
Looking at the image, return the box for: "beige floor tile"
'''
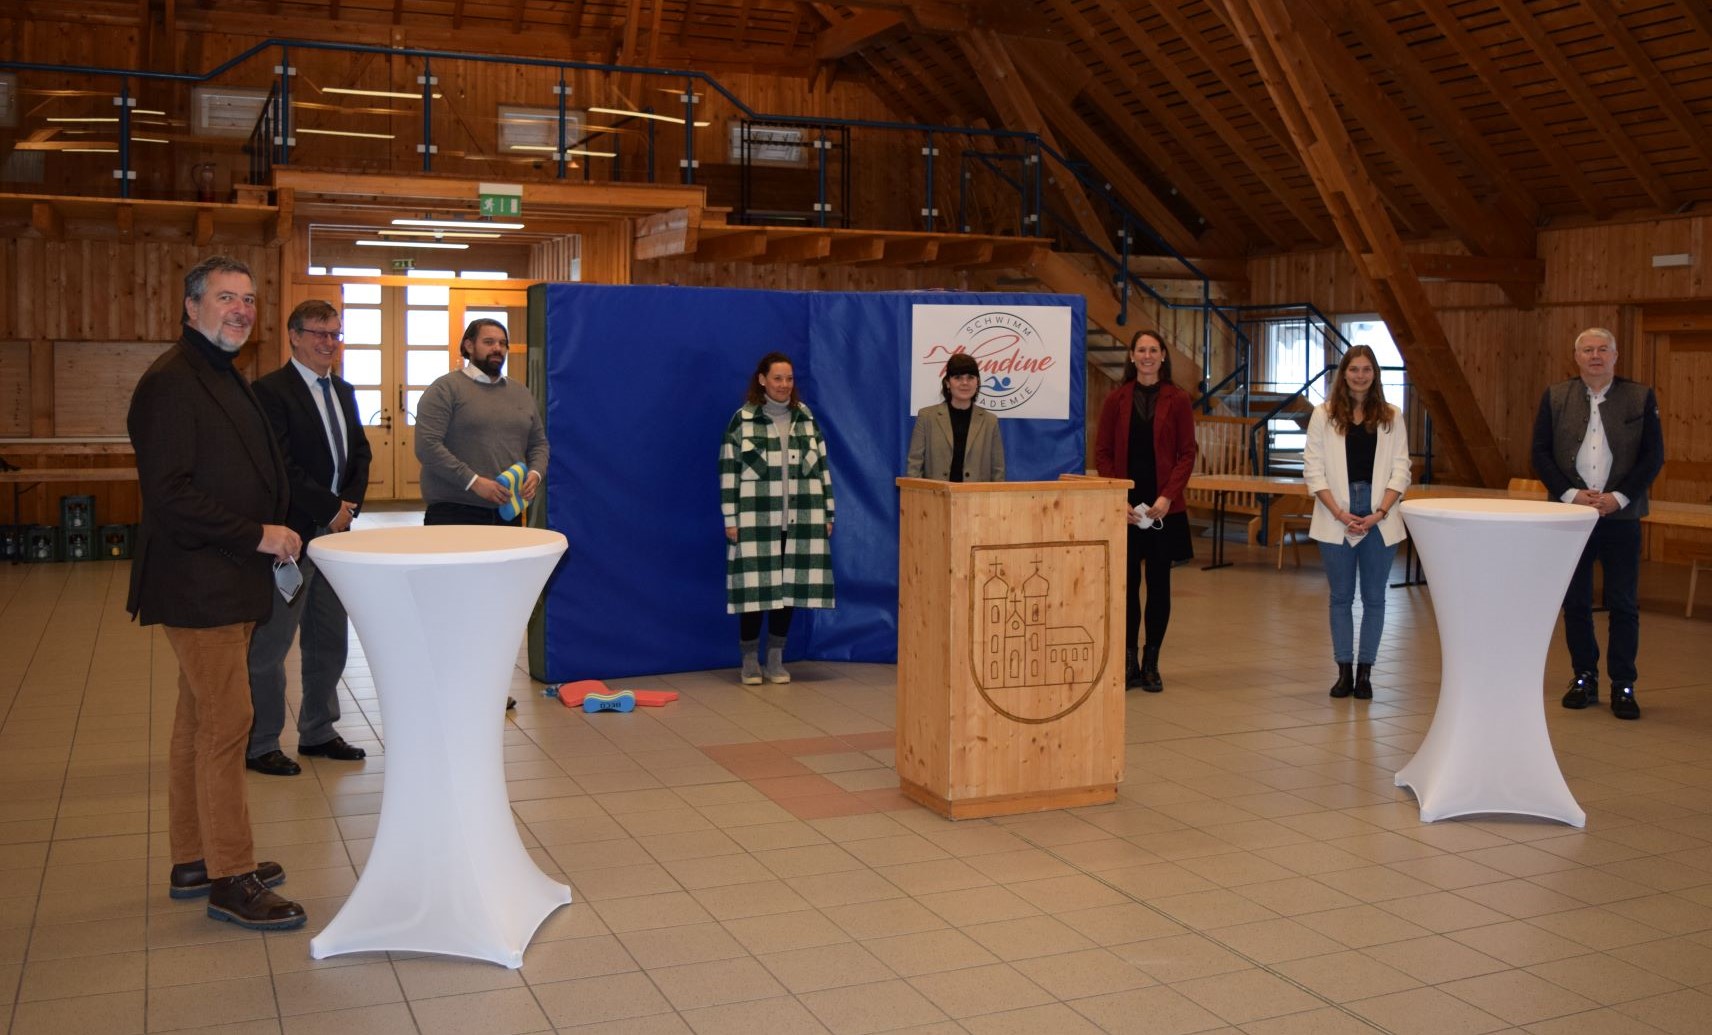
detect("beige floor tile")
[1151,887,1282,929]
[907,962,1055,1018]
[1205,917,1346,964]
[1345,986,1509,1035]
[280,1002,420,1035]
[146,974,279,1031]
[1112,932,1252,983]
[964,914,1097,961]
[798,978,949,1035]
[1273,950,1421,1002]
[1524,952,1682,1006]
[1009,947,1155,1000]
[914,885,1039,926]
[678,996,830,1035]
[17,950,146,1001]
[1068,983,1228,1035]
[1522,1007,1679,1035]
[1235,1006,1385,1034]
[273,959,403,1015]
[721,908,850,955]
[1450,920,1597,967]
[690,880,814,920]
[519,933,639,985]
[406,986,552,1035]
[559,1015,691,1034]
[647,956,786,1011]
[822,898,947,940]
[1440,969,1601,1025]
[785,870,905,909]
[1528,907,1670,951]
[1295,904,1432,948]
[1365,933,1511,985]
[1056,903,1187,947]
[1379,892,1514,934]
[860,928,1000,977]
[757,941,895,993]
[9,989,144,1035]
[618,922,748,968]
[1173,966,1328,1023]
[533,971,675,1028]
[959,1002,1105,1035]
[591,891,714,933]
[1612,987,1712,1035]
[962,849,1080,884]
[1608,936,1712,986]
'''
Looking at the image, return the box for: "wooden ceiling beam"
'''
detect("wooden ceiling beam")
[1678,0,1712,45]
[1578,0,1712,173]
[116,203,135,241]
[621,0,643,64]
[1143,0,1295,164]
[694,229,769,262]
[1281,2,1536,265]
[954,28,1111,253]
[192,208,215,246]
[391,0,403,27]
[1489,0,1675,210]
[810,235,886,264]
[936,238,993,266]
[1414,0,1604,217]
[1219,0,1509,488]
[453,0,465,30]
[735,0,756,47]
[648,0,667,65]
[1008,44,1232,257]
[1324,0,1538,225]
[634,207,700,260]
[762,232,833,263]
[1091,0,1327,246]
[31,202,64,240]
[814,8,906,61]
[568,0,585,38]
[876,42,963,123]
[679,0,697,44]
[835,0,968,34]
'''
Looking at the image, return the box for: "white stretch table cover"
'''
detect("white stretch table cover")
[307,526,569,967]
[1395,499,1595,827]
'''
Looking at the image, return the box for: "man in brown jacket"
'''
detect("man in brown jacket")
[127,255,307,929]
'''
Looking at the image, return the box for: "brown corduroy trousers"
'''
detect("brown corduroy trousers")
[163,623,258,879]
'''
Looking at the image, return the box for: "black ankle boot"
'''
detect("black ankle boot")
[1353,663,1373,700]
[1139,645,1163,693]
[1329,663,1354,698]
[1124,649,1144,691]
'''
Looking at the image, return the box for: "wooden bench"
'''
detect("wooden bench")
[1185,414,1274,542]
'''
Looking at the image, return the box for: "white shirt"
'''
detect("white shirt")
[290,357,350,495]
[1564,380,1630,510]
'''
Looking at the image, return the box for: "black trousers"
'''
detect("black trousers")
[1124,526,1172,652]
[1563,518,1642,683]
[424,502,522,527]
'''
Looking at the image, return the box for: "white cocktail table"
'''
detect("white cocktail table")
[307,525,569,967]
[1395,498,1596,827]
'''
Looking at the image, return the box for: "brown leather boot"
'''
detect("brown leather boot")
[207,871,307,930]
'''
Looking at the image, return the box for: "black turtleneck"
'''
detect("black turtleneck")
[947,403,973,483]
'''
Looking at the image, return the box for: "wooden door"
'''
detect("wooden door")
[336,282,396,501]
[1641,308,1712,562]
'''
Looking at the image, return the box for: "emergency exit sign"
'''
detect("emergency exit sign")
[478,182,523,217]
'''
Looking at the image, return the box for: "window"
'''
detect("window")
[1338,315,1407,419]
[1264,319,1329,403]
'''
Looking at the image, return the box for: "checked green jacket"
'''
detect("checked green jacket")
[719,402,837,614]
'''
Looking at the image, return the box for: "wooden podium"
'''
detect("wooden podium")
[895,475,1128,819]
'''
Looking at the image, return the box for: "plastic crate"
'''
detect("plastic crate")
[98,523,133,560]
[65,530,95,561]
[24,525,59,563]
[0,525,20,562]
[60,494,95,532]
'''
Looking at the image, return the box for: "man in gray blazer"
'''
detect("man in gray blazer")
[1531,327,1664,720]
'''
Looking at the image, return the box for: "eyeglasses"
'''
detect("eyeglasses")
[1576,345,1614,356]
[297,329,344,343]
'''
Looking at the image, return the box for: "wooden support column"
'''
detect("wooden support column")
[1220,0,1509,488]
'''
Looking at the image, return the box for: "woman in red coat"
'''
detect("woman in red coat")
[1094,330,1199,692]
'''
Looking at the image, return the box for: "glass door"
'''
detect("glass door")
[338,282,395,500]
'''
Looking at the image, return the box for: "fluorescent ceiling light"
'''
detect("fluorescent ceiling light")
[48,116,118,123]
[356,239,469,250]
[65,147,119,153]
[298,127,395,140]
[563,147,618,158]
[130,136,168,143]
[377,229,502,239]
[587,106,710,127]
[392,218,525,230]
[134,108,165,115]
[322,87,443,100]
[507,144,559,153]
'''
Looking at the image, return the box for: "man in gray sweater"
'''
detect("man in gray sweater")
[415,318,549,527]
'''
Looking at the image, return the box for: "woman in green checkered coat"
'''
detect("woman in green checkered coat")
[721,352,836,686]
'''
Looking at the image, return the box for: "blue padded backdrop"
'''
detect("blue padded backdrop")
[537,283,1085,681]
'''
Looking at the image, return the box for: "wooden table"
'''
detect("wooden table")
[1185,474,1312,570]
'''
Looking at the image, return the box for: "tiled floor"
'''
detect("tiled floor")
[3,540,1710,1035]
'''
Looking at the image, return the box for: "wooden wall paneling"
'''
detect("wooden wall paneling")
[52,342,174,436]
[0,343,28,435]
[28,339,53,436]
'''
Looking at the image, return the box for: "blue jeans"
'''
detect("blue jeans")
[1317,483,1399,665]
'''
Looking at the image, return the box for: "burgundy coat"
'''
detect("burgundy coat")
[1093,380,1198,514]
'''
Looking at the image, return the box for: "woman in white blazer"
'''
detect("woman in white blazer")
[1302,345,1411,700]
[906,352,1005,482]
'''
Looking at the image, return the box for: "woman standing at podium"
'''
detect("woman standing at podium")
[1094,330,1197,692]
[1302,345,1411,701]
[720,352,836,687]
[906,352,1006,482]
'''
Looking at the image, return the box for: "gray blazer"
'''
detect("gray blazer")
[906,402,1005,482]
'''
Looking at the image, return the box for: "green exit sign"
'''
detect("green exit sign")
[478,182,523,218]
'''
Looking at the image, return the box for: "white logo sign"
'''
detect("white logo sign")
[910,304,1072,420]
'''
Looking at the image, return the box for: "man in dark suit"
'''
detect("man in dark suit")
[128,255,307,929]
[243,300,372,776]
[1532,326,1665,721]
